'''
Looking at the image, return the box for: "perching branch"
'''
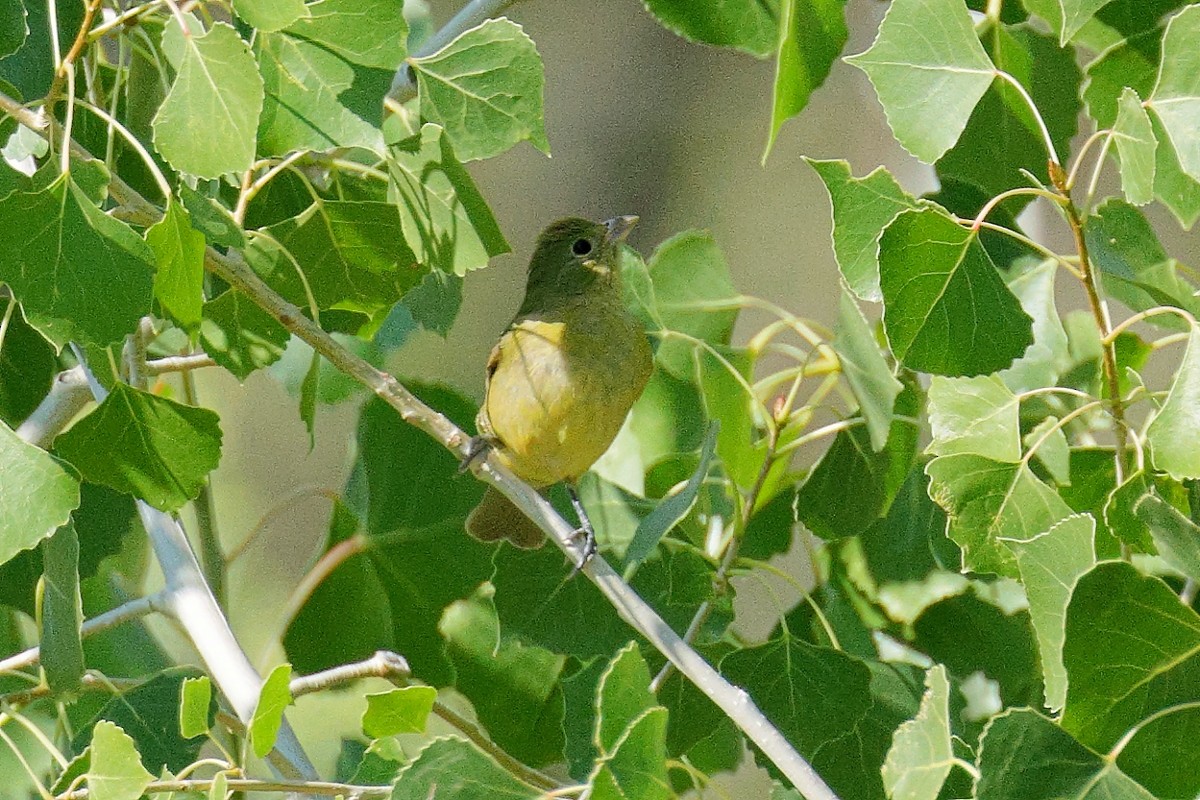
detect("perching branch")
[0,87,838,800]
[15,366,91,449]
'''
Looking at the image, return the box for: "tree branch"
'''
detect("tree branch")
[0,87,838,800]
[15,366,91,449]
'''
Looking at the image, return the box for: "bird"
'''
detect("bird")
[464,216,654,560]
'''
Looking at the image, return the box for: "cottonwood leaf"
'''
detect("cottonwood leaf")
[363,686,437,737]
[589,708,670,800]
[976,709,1153,800]
[1001,514,1096,713]
[926,454,1073,577]
[0,421,79,567]
[763,0,847,159]
[1132,489,1200,582]
[179,676,212,739]
[1024,416,1071,486]
[1147,6,1200,183]
[232,0,306,31]
[927,375,1020,463]
[1037,0,1119,45]
[249,664,292,758]
[1147,326,1200,479]
[1000,259,1071,393]
[55,384,222,512]
[1112,88,1157,205]
[283,0,406,69]
[85,721,154,800]
[833,291,902,451]
[0,0,26,58]
[386,123,509,276]
[806,159,920,302]
[200,290,289,380]
[643,0,779,57]
[40,523,83,692]
[411,19,548,162]
[146,200,205,334]
[0,175,154,348]
[152,21,263,178]
[879,207,1033,376]
[845,0,995,162]
[391,737,541,800]
[881,664,953,800]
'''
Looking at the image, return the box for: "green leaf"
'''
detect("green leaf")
[795,384,918,540]
[298,349,319,447]
[645,230,739,378]
[0,0,26,58]
[256,29,395,155]
[440,591,565,766]
[625,424,716,567]
[1147,327,1200,479]
[926,454,1074,577]
[386,123,510,276]
[643,0,779,57]
[833,291,902,451]
[1147,5,1200,182]
[927,375,1020,463]
[1103,471,1156,552]
[283,0,407,69]
[1151,111,1200,228]
[881,665,952,800]
[146,200,206,334]
[805,159,920,302]
[596,643,655,752]
[696,349,763,489]
[362,686,437,737]
[1000,259,1071,393]
[391,737,542,800]
[0,303,56,427]
[0,175,154,348]
[232,0,306,31]
[246,200,424,323]
[179,676,212,739]
[1085,198,1198,323]
[860,463,956,587]
[152,21,263,178]
[1112,88,1157,205]
[936,26,1080,209]
[411,19,548,162]
[1132,489,1200,582]
[1002,514,1096,713]
[399,269,463,336]
[179,185,245,249]
[763,0,848,159]
[85,721,154,800]
[879,207,1033,376]
[1024,416,1071,486]
[1040,0,1120,45]
[845,0,995,162]
[976,709,1154,800]
[55,383,223,512]
[200,290,289,380]
[1083,27,1159,128]
[249,663,292,759]
[0,421,79,567]
[589,708,670,800]
[1062,562,1200,751]
[40,523,83,692]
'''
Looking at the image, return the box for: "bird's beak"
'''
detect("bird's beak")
[604,215,639,244]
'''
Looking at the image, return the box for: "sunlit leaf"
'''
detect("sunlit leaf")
[363,686,437,737]
[249,663,292,758]
[845,0,995,162]
[1147,6,1200,182]
[1147,327,1200,479]
[85,721,154,800]
[152,21,263,178]
[411,19,548,162]
[284,0,407,69]
[232,0,306,31]
[1112,88,1157,205]
[200,290,290,381]
[146,200,205,334]
[881,665,953,800]
[391,737,541,800]
[643,0,779,57]
[879,207,1033,376]
[927,375,1020,463]
[0,421,79,567]
[179,676,212,739]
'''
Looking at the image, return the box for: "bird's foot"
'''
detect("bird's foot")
[459,436,492,474]
[567,484,597,577]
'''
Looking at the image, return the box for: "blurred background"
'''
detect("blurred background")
[168,0,1200,784]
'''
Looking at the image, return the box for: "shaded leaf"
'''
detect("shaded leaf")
[881,665,953,800]
[200,289,289,381]
[40,523,83,692]
[643,0,778,57]
[625,424,716,567]
[284,0,407,69]
[391,737,541,800]
[1112,87,1157,205]
[55,384,222,513]
[1132,489,1200,582]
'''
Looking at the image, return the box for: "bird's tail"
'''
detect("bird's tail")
[465,486,546,549]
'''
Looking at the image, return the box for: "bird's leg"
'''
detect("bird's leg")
[566,484,597,574]
[458,436,493,474]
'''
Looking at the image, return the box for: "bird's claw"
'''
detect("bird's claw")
[459,436,491,474]
[568,526,597,577]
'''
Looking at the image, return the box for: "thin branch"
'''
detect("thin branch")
[994,70,1061,167]
[387,0,518,105]
[289,651,410,698]
[0,86,839,800]
[0,593,163,675]
[146,353,218,374]
[15,366,92,449]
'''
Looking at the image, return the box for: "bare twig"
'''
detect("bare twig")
[15,366,92,448]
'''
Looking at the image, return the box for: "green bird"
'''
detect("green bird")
[465,216,653,555]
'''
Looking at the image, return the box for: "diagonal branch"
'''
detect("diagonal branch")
[0,88,838,800]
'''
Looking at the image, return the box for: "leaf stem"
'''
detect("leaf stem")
[970,186,1062,231]
[1102,306,1198,344]
[994,70,1061,167]
[1063,128,1112,192]
[72,99,173,201]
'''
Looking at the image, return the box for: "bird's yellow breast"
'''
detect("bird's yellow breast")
[478,298,652,487]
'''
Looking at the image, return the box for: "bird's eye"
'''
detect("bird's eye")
[572,238,593,256]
